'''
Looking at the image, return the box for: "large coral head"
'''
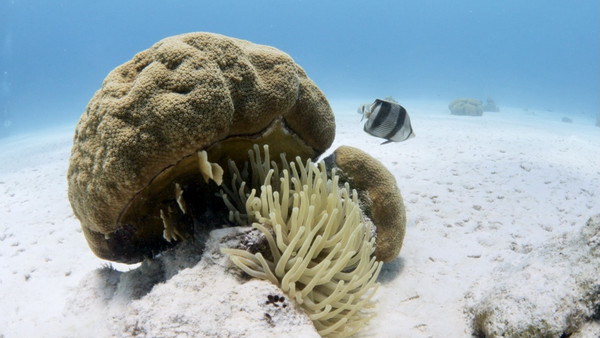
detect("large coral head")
[67,32,335,263]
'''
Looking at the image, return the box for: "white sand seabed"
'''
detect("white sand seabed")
[1,101,599,337]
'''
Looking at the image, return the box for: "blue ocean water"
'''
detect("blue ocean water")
[1,0,598,136]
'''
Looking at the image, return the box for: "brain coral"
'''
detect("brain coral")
[67,32,335,263]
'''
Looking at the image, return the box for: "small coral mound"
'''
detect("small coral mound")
[221,145,382,338]
[325,146,406,262]
[67,32,335,263]
[482,98,500,112]
[561,116,573,123]
[449,98,484,116]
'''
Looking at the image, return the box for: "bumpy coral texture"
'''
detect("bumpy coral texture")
[328,146,406,262]
[67,32,335,261]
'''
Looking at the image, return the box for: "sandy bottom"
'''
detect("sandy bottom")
[1,100,599,337]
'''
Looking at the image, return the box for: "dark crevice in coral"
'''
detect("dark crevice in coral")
[111,116,318,264]
[172,86,193,95]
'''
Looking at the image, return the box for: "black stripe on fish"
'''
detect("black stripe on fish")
[384,104,406,140]
[368,100,393,131]
[364,100,397,138]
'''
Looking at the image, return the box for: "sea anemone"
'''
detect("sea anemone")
[221,145,382,337]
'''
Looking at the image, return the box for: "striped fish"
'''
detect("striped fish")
[360,99,415,145]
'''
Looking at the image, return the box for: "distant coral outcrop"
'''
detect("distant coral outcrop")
[448,98,483,116]
[482,98,500,112]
